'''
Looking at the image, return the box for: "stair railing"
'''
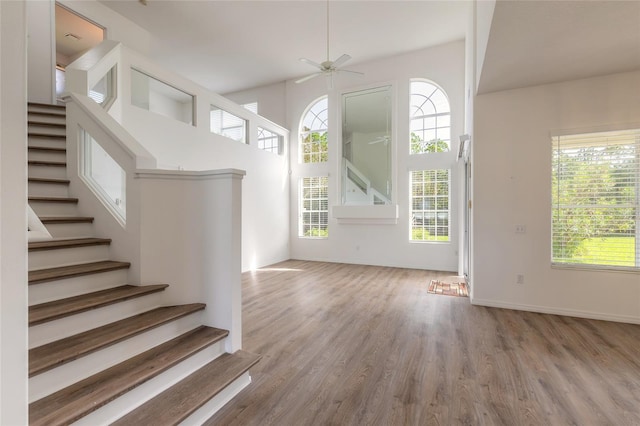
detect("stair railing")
[62,39,286,352]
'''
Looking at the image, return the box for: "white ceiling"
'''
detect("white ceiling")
[92,0,640,96]
[56,4,105,65]
[478,0,640,94]
[97,0,470,94]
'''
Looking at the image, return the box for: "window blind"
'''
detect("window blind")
[552,129,640,269]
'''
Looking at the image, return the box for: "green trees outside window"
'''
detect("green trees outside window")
[552,130,639,269]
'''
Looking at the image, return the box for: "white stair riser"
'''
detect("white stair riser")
[29,290,163,348]
[28,150,66,162]
[29,201,77,216]
[29,268,129,306]
[28,125,66,137]
[29,245,110,271]
[73,341,226,426]
[28,182,69,198]
[29,312,205,402]
[28,137,66,149]
[180,372,252,426]
[28,164,68,180]
[43,222,94,239]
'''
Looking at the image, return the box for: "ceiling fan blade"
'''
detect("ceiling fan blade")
[295,72,323,84]
[332,54,351,68]
[300,58,324,71]
[336,69,364,77]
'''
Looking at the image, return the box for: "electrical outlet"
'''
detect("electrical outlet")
[515,225,526,234]
[516,274,525,285]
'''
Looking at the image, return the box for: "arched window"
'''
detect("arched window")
[300,96,328,163]
[409,80,450,154]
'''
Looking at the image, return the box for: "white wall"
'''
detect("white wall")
[224,81,287,128]
[0,0,28,423]
[475,0,496,92]
[27,0,55,103]
[59,0,151,55]
[287,41,465,271]
[121,107,290,272]
[26,0,152,103]
[473,70,640,323]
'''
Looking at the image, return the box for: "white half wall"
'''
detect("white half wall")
[0,0,29,423]
[120,108,290,272]
[287,41,465,271]
[473,70,640,323]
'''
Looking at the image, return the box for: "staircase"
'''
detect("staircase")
[27,102,260,425]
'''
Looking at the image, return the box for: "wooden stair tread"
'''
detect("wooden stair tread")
[112,350,260,426]
[29,237,111,251]
[28,146,66,153]
[29,304,206,377]
[27,111,66,118]
[28,120,66,128]
[39,216,94,224]
[28,102,66,109]
[29,260,130,285]
[29,326,228,426]
[29,196,77,203]
[29,133,66,139]
[28,160,66,167]
[29,284,168,326]
[28,177,70,185]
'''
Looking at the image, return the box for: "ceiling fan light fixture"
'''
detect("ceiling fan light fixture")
[296,0,363,87]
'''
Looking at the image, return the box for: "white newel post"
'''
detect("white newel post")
[136,169,246,353]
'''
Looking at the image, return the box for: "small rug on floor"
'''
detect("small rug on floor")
[428,279,469,297]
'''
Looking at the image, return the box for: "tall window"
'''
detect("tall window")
[300,96,328,163]
[410,80,450,154]
[299,177,329,238]
[552,129,639,269]
[411,170,450,242]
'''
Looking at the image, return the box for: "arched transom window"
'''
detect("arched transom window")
[300,96,328,163]
[410,80,450,154]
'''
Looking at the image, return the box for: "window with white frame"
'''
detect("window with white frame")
[258,127,282,154]
[300,96,328,163]
[410,80,451,154]
[552,129,639,269]
[210,106,247,143]
[410,170,450,242]
[299,176,329,238]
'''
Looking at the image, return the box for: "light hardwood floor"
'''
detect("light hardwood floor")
[206,260,640,425]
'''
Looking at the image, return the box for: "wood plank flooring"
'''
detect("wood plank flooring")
[206,260,640,425]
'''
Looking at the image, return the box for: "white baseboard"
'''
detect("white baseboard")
[470,298,640,325]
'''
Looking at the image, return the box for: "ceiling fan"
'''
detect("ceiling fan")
[368,135,391,146]
[296,0,363,88]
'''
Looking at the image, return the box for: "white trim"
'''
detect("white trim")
[332,204,399,225]
[471,298,640,325]
[27,205,52,242]
[135,168,246,181]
